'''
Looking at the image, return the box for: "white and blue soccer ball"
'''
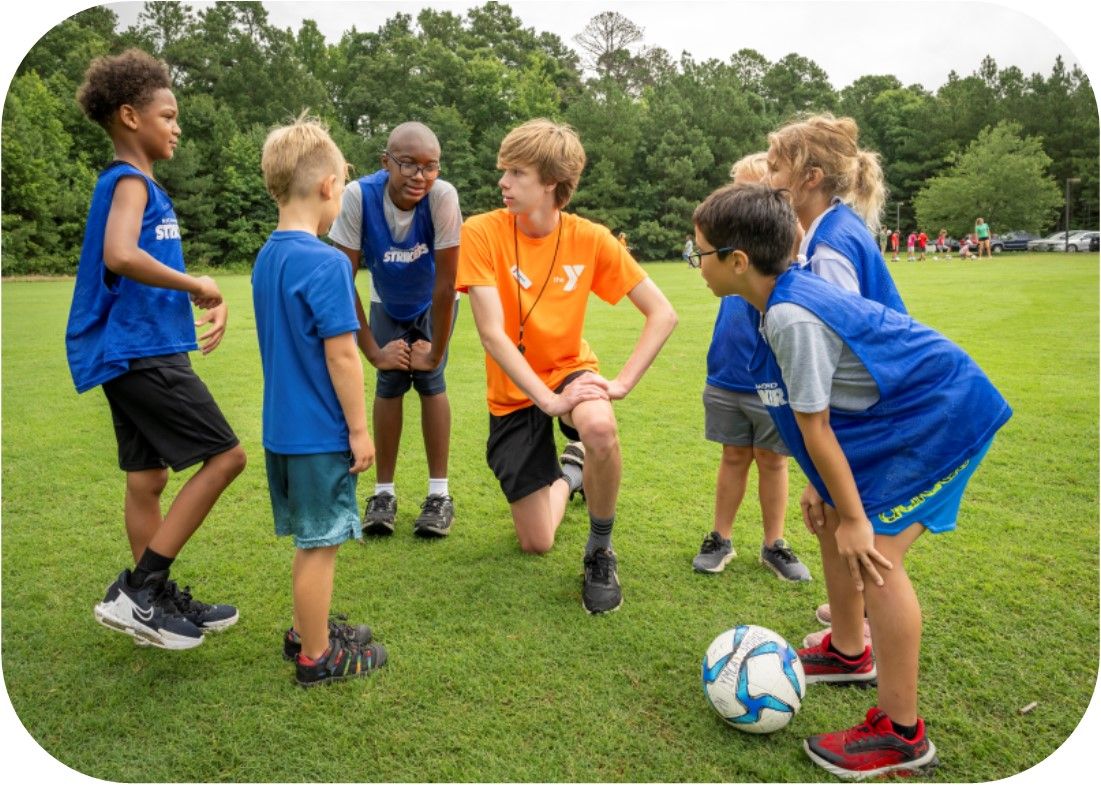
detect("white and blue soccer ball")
[702,624,806,734]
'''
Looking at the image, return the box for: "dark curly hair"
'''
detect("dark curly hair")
[76,49,171,129]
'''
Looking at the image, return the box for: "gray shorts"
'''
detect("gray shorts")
[702,384,790,455]
[370,300,458,398]
[265,449,361,549]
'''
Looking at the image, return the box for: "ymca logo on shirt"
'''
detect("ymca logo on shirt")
[756,382,787,408]
[552,264,586,293]
[155,218,181,241]
[382,242,429,263]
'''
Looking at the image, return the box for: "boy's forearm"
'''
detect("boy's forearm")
[426,285,456,366]
[794,410,866,523]
[615,280,678,393]
[106,248,203,295]
[325,337,370,435]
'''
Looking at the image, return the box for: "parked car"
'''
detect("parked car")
[989,231,1037,253]
[1027,230,1089,252]
[1058,231,1099,253]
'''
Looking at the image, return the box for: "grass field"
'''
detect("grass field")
[1,254,1098,782]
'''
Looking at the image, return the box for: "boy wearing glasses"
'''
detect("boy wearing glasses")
[331,122,462,538]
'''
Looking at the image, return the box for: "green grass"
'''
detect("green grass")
[2,254,1098,782]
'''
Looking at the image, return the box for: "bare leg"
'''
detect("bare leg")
[754,448,789,544]
[713,445,752,540]
[124,468,168,562]
[565,398,620,520]
[147,445,246,558]
[511,482,570,554]
[864,523,925,726]
[815,505,866,656]
[373,396,403,485]
[292,545,339,660]
[420,392,451,480]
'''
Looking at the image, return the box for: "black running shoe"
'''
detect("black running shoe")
[283,615,374,661]
[363,493,397,536]
[93,569,203,650]
[163,579,239,632]
[582,548,622,614]
[295,638,388,687]
[413,494,454,538]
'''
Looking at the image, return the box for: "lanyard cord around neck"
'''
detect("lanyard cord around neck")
[514,215,562,355]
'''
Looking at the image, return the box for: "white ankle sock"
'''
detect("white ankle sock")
[375,482,395,497]
[428,478,449,497]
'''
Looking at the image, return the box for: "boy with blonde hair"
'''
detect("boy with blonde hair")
[456,118,677,614]
[253,115,387,686]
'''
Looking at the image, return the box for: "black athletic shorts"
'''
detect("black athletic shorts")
[486,371,587,503]
[101,354,239,472]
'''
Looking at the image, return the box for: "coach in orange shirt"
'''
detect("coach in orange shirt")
[456,119,677,614]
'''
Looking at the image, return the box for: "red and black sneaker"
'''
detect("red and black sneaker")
[804,707,939,780]
[798,632,877,685]
[295,638,387,687]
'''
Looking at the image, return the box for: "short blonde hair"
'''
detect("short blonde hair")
[261,113,345,205]
[768,113,887,229]
[498,118,586,209]
[729,152,769,184]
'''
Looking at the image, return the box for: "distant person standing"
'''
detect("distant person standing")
[906,230,917,262]
[682,234,694,263]
[935,229,949,259]
[618,231,629,249]
[975,218,991,258]
[878,226,889,258]
[917,229,928,261]
[890,229,900,262]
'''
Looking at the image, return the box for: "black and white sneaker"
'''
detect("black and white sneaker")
[413,494,454,538]
[363,493,397,536]
[93,569,203,650]
[162,579,239,632]
[582,548,622,614]
[560,441,586,501]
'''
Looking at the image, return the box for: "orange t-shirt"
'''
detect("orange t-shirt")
[456,209,648,416]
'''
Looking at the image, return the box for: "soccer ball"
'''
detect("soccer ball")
[701,624,806,734]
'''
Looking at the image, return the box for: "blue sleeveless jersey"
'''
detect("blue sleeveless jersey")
[705,296,760,393]
[805,202,906,313]
[358,170,436,321]
[750,266,1011,517]
[65,162,197,393]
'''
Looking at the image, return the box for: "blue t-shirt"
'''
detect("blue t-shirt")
[252,231,361,454]
[358,170,437,321]
[750,266,1011,517]
[705,296,759,394]
[65,162,197,393]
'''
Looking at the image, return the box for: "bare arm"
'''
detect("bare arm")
[411,244,458,371]
[324,331,375,473]
[104,177,221,308]
[466,285,607,417]
[793,408,892,589]
[334,243,409,371]
[599,278,678,400]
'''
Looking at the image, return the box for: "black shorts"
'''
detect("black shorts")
[101,354,239,472]
[485,371,587,503]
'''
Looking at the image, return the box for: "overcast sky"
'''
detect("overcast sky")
[3,0,1099,94]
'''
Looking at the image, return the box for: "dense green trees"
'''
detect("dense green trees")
[2,2,1097,274]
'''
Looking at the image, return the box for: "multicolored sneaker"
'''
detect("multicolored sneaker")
[803,707,939,780]
[162,579,239,633]
[582,548,622,614]
[803,619,872,650]
[93,569,203,650]
[692,531,736,573]
[363,493,397,536]
[798,632,876,685]
[413,494,454,538]
[295,638,388,687]
[759,538,811,581]
[283,615,374,661]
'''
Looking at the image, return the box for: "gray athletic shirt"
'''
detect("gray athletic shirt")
[762,302,880,413]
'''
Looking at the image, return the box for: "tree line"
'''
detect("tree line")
[2,1,1097,274]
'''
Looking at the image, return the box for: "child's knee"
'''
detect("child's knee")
[211,444,247,480]
[753,449,787,472]
[720,444,753,469]
[127,468,168,497]
[518,533,554,555]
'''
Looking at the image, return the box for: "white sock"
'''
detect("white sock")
[428,478,449,497]
[375,482,395,497]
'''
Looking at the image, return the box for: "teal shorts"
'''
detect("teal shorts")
[872,438,994,536]
[265,449,361,549]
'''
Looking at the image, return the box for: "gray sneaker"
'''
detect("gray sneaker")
[363,493,396,536]
[760,538,812,581]
[692,532,736,573]
[413,494,454,538]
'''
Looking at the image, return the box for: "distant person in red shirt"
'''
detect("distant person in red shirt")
[935,229,948,259]
[890,229,900,261]
[917,230,928,261]
[906,231,917,262]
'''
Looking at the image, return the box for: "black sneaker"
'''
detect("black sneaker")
[760,538,812,582]
[413,494,454,538]
[283,615,374,661]
[295,638,388,687]
[93,569,203,650]
[582,548,622,614]
[560,441,586,501]
[162,579,239,632]
[363,493,397,536]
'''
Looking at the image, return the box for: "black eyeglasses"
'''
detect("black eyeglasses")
[686,246,736,268]
[382,150,440,178]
